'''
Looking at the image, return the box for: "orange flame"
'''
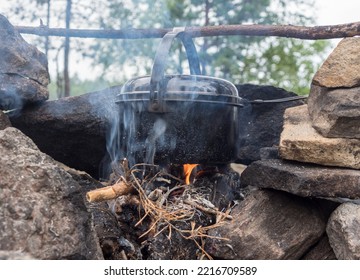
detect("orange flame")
[183,164,198,185]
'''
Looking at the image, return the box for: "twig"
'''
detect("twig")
[14,21,360,40]
[86,181,134,203]
[183,199,233,220]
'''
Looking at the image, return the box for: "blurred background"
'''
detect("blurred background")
[1,0,358,98]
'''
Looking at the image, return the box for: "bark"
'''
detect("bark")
[15,21,360,40]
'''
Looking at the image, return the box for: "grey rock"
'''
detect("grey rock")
[0,127,103,259]
[308,85,360,139]
[312,37,360,88]
[279,104,360,169]
[205,189,326,259]
[241,159,360,200]
[10,86,121,179]
[327,203,360,260]
[0,250,36,260]
[0,15,49,110]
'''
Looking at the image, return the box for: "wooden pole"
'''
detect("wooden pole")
[14,21,360,40]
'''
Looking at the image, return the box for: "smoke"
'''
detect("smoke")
[145,118,167,164]
[0,85,23,117]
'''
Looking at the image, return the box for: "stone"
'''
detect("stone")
[301,235,337,260]
[312,37,360,88]
[235,84,305,164]
[10,86,121,179]
[327,203,360,260]
[0,110,11,129]
[0,250,36,260]
[279,104,360,169]
[0,127,103,259]
[308,84,360,139]
[0,15,49,110]
[205,189,326,259]
[241,159,360,200]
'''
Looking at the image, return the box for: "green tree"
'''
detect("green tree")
[89,0,329,94]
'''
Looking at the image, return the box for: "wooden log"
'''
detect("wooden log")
[14,21,360,40]
[86,181,134,203]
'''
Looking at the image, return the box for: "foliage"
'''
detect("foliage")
[88,0,330,94]
[3,0,331,95]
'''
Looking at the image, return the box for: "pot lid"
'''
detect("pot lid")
[117,74,244,109]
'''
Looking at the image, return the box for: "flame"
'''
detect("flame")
[183,164,198,185]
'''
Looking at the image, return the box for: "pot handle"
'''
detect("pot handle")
[149,27,201,112]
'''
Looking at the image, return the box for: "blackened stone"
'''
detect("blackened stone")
[10,86,121,179]
[235,84,304,164]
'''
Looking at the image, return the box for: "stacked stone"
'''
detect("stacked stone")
[241,38,360,260]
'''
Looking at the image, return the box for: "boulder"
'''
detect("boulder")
[0,14,49,110]
[10,86,121,179]
[0,110,11,129]
[279,104,360,169]
[0,127,103,259]
[205,189,326,259]
[235,84,305,164]
[327,203,360,260]
[312,37,360,88]
[308,85,360,139]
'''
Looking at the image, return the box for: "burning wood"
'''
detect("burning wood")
[86,181,134,203]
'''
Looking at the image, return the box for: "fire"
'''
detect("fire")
[183,164,198,185]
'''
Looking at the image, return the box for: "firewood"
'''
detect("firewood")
[86,181,134,203]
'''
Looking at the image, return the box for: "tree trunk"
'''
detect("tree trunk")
[45,0,51,58]
[64,0,71,97]
[200,0,211,75]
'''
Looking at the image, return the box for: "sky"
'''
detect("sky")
[316,0,360,25]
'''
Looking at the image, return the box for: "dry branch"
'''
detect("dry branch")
[14,21,360,40]
[86,181,134,203]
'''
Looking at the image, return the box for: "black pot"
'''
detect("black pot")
[116,28,244,165]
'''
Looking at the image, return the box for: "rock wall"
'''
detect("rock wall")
[240,38,360,260]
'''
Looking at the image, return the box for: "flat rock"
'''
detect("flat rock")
[312,37,360,88]
[205,189,325,259]
[241,159,360,200]
[0,15,49,110]
[0,110,11,129]
[10,86,120,179]
[0,127,103,259]
[279,104,360,169]
[308,85,360,139]
[235,84,304,164]
[327,203,360,260]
